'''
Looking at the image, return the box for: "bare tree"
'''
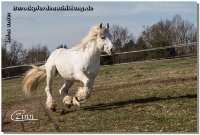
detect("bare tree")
[110,24,135,52]
[25,44,50,64]
[2,39,26,67]
[9,41,26,65]
[137,15,197,59]
[141,15,197,48]
[2,38,9,67]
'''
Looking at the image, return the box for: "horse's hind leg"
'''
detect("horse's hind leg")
[45,65,57,111]
[59,80,74,108]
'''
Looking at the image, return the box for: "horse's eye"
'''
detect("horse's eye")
[101,36,106,40]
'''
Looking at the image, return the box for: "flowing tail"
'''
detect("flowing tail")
[23,65,46,95]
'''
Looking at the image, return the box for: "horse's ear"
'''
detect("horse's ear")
[107,23,109,29]
[100,23,102,29]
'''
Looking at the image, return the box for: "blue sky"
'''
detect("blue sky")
[2,2,197,51]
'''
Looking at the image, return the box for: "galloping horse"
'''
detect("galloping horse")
[23,23,114,111]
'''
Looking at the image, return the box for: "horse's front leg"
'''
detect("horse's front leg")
[59,80,74,108]
[73,73,94,106]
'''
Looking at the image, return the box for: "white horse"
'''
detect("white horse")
[23,23,114,111]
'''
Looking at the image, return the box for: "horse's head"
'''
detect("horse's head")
[96,23,115,55]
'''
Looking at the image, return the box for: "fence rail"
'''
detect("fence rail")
[2,42,197,80]
[101,42,197,56]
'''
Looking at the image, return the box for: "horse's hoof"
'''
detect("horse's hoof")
[65,103,71,108]
[63,96,73,107]
[51,108,57,112]
[72,96,80,106]
[46,100,57,111]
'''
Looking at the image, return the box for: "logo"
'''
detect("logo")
[11,110,38,122]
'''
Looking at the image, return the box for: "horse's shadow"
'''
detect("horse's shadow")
[62,94,196,115]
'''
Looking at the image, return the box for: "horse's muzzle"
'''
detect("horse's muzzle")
[110,48,115,55]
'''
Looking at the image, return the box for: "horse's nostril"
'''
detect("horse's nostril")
[110,48,115,54]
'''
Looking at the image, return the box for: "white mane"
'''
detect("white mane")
[75,25,106,50]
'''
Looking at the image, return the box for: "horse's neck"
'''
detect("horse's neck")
[83,41,101,65]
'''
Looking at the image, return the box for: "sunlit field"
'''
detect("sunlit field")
[2,57,197,132]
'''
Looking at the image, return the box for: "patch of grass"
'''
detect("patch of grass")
[2,57,197,132]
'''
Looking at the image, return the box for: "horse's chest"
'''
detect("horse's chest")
[84,65,99,78]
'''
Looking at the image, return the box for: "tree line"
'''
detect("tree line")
[2,14,197,68]
[101,15,197,65]
[2,39,50,68]
[110,14,197,52]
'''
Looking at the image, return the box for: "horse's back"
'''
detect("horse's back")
[45,48,81,79]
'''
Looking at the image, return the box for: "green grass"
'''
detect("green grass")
[2,57,197,132]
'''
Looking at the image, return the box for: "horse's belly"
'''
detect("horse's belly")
[55,60,76,80]
[57,67,75,80]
